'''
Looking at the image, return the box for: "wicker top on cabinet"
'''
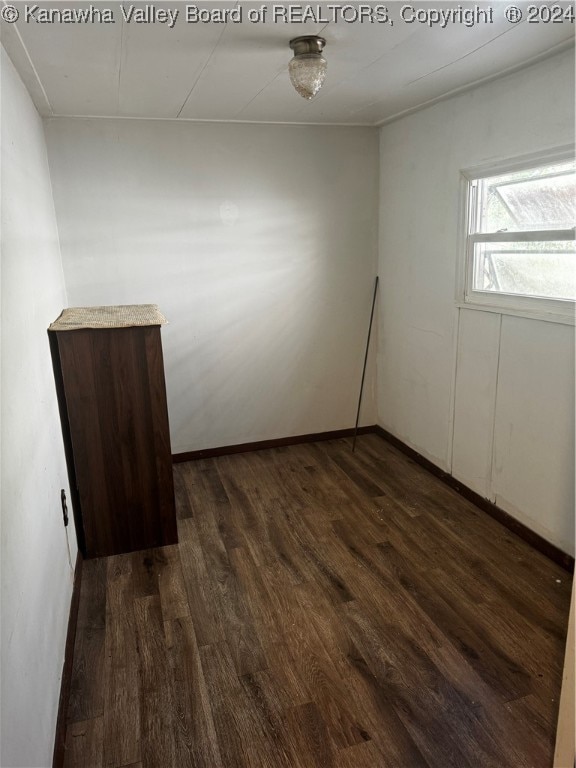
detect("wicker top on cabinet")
[49,304,168,331]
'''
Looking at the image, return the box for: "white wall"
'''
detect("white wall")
[44,119,379,454]
[377,48,575,556]
[0,48,77,767]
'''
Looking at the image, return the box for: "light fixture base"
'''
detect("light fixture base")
[289,36,326,57]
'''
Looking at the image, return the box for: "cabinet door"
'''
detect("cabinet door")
[56,326,177,557]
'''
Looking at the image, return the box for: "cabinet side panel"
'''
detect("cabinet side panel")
[56,330,114,557]
[89,328,143,554]
[56,326,177,556]
[48,331,87,556]
[104,326,163,552]
[142,327,177,546]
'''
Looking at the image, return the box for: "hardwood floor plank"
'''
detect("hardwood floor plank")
[67,625,106,723]
[334,740,386,768]
[172,464,193,520]
[308,442,387,513]
[228,546,280,636]
[202,545,267,676]
[133,596,177,768]
[130,549,161,600]
[181,465,268,674]
[363,434,570,597]
[330,517,534,707]
[139,685,175,768]
[105,553,134,615]
[63,717,104,768]
[196,462,245,552]
[434,566,565,679]
[102,663,140,768]
[285,702,335,768]
[165,616,224,768]
[61,435,572,768]
[113,763,142,768]
[373,542,534,702]
[258,638,312,711]
[178,516,223,646]
[505,693,557,756]
[238,669,295,767]
[157,545,189,622]
[102,555,140,768]
[67,558,108,723]
[255,571,379,753]
[198,642,256,768]
[343,600,480,768]
[217,454,291,568]
[320,442,389,498]
[133,595,168,694]
[274,508,354,605]
[76,558,107,629]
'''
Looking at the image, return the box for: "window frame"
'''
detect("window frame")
[459,146,576,325]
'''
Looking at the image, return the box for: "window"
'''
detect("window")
[463,152,575,320]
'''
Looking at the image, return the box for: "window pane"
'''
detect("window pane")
[477,161,576,233]
[473,241,576,300]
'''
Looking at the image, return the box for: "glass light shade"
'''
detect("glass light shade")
[289,54,327,100]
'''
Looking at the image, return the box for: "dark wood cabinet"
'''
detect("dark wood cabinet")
[49,305,177,558]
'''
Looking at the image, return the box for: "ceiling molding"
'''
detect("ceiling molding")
[375,38,575,128]
[1,1,53,115]
[43,114,376,128]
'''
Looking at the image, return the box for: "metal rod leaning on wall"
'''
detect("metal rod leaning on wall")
[352,275,379,453]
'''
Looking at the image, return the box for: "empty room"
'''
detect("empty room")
[1,2,575,767]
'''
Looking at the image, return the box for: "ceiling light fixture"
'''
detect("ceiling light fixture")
[288,36,327,100]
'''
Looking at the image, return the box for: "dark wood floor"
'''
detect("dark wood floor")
[62,434,572,768]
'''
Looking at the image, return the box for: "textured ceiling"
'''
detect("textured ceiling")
[2,1,574,124]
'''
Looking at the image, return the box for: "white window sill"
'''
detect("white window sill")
[456,301,576,326]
